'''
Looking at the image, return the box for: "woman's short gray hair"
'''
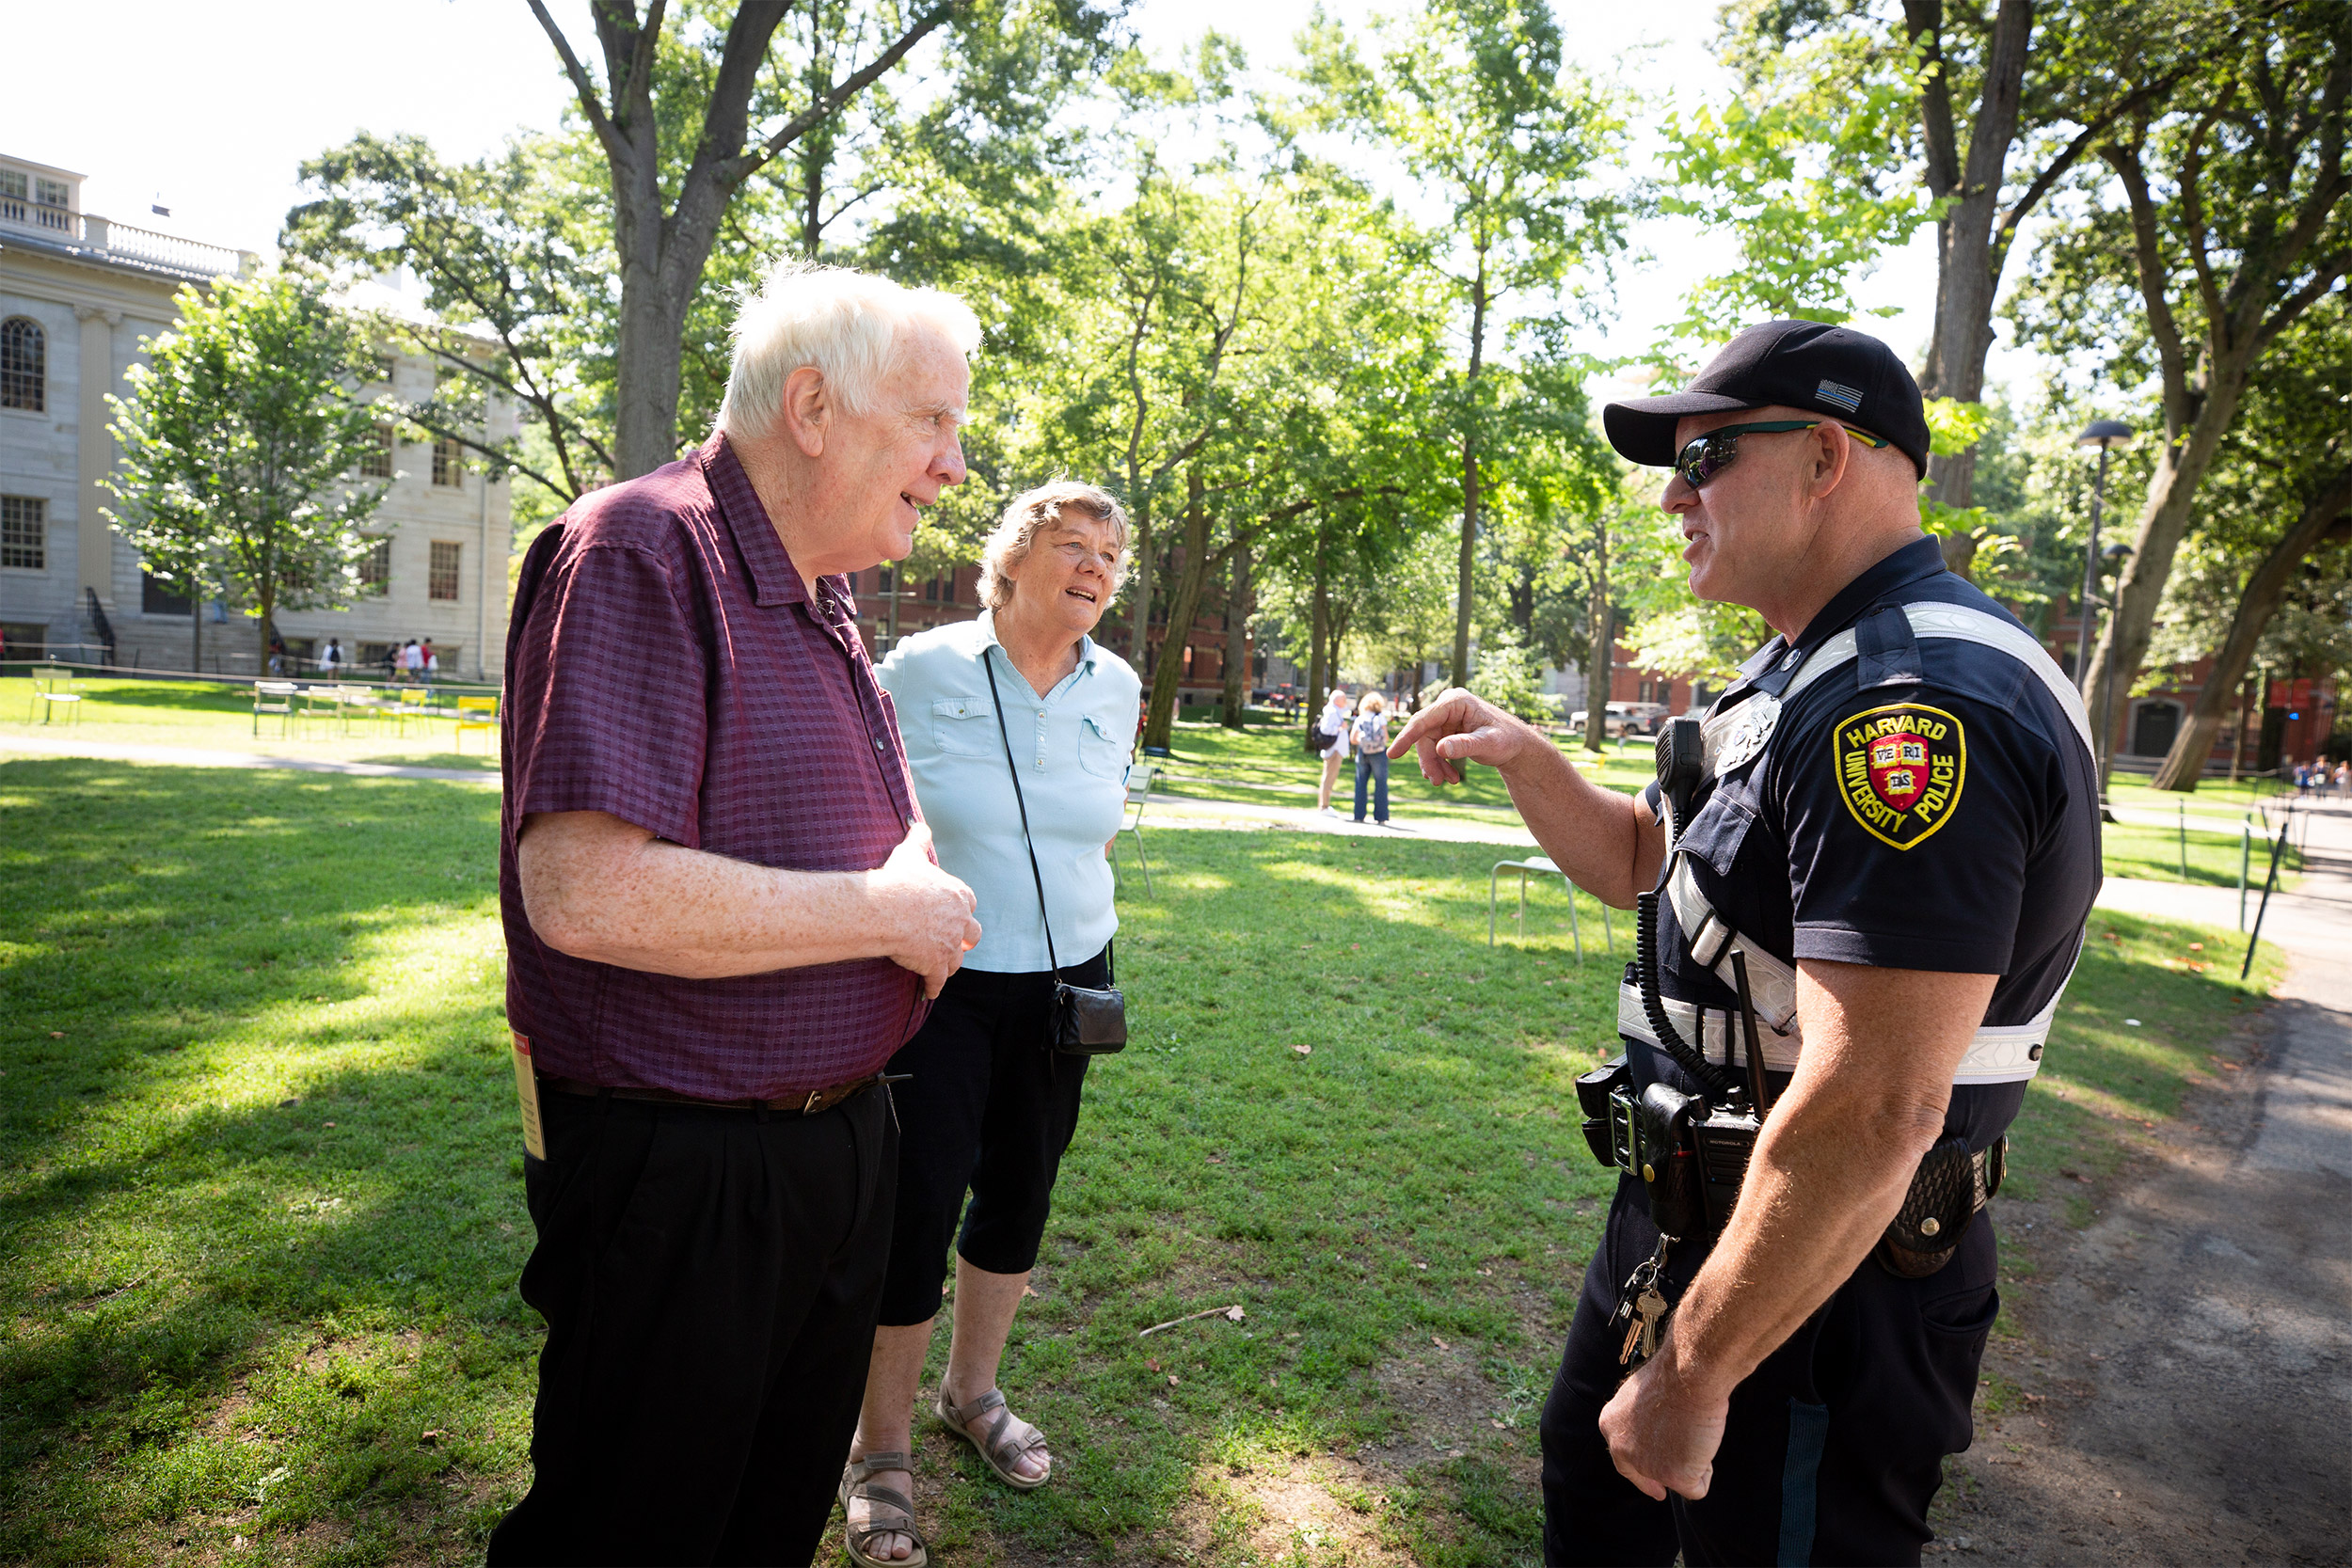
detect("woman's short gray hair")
[977,482,1132,610]
[716,260,982,437]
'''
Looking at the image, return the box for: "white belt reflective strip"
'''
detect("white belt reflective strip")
[1617,974,2064,1085]
[1781,601,2093,756]
[1617,983,1801,1072]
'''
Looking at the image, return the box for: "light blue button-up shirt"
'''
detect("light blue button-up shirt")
[876,609,1141,974]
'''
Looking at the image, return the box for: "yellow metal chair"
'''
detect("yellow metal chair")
[254,680,300,737]
[28,664,84,726]
[394,686,434,736]
[453,693,501,753]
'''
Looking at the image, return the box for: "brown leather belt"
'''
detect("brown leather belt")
[539,1071,898,1117]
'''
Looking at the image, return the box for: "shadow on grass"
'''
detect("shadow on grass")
[0,762,2279,1567]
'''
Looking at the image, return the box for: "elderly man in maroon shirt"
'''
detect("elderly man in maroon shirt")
[485,262,985,1567]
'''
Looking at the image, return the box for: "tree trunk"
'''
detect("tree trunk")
[1123,511,1155,669]
[1914,0,2033,510]
[1582,532,1611,754]
[1309,545,1330,721]
[1220,538,1251,728]
[2148,467,2352,791]
[1141,470,1213,751]
[2085,366,2250,781]
[1451,263,1489,684]
[530,2,952,478]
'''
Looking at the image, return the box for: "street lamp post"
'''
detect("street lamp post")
[2073,419,2135,690]
[2097,541,2132,791]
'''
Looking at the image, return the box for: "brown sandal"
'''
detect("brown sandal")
[935,1386,1050,1491]
[838,1451,927,1568]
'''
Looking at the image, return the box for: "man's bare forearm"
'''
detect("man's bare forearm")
[517,810,966,981]
[1500,741,1662,909]
[1649,962,1994,1401]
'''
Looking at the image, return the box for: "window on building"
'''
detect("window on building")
[431,436,464,487]
[141,570,191,615]
[34,178,68,211]
[1,496,44,570]
[938,573,956,606]
[373,354,397,385]
[2,621,46,660]
[429,541,462,601]
[1,318,44,413]
[0,171,24,203]
[359,422,394,479]
[358,538,391,596]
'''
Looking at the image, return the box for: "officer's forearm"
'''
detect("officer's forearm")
[1649,961,1994,1402]
[1501,742,1663,909]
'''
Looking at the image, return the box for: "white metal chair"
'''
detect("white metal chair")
[253,680,300,737]
[27,664,83,726]
[1489,855,1613,960]
[1116,762,1159,895]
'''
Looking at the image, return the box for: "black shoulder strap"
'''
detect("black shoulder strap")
[982,653,1062,980]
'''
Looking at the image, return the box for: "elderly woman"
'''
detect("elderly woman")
[844,482,1139,1566]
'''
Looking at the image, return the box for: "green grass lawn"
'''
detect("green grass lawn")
[0,756,2280,1565]
[0,675,501,773]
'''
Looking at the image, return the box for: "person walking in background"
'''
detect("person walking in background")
[319,638,343,675]
[485,261,984,1566]
[1351,690,1391,824]
[421,639,438,687]
[854,482,1140,1566]
[267,632,287,675]
[1314,687,1352,815]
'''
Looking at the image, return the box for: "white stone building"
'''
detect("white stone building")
[0,153,510,680]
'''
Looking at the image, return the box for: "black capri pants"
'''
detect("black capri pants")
[876,947,1105,1326]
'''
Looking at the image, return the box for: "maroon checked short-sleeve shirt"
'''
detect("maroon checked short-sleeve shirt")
[499,432,927,1101]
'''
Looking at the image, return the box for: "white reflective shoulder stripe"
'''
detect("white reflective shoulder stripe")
[1666,858,1798,1031]
[1781,601,2091,756]
[1900,602,2093,755]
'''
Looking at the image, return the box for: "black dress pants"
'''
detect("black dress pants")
[486,1082,897,1567]
[876,950,1104,1327]
[1538,1175,2000,1567]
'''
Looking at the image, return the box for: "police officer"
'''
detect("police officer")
[1390,321,2099,1565]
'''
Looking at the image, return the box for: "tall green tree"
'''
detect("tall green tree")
[2014,1,2351,778]
[2143,297,2352,787]
[101,271,393,671]
[285,133,615,506]
[1303,0,1634,687]
[528,0,1123,478]
[1678,0,2252,521]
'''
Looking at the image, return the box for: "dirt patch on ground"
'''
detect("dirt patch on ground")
[1932,973,2352,1564]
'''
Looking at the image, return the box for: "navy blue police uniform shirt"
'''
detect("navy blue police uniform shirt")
[1629,536,2103,1150]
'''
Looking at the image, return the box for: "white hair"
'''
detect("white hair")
[716,260,982,437]
[977,481,1131,610]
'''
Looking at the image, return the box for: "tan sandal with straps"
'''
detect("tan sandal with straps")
[838,1450,927,1568]
[936,1386,1051,1491]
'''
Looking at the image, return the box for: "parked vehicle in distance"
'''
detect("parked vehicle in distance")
[1567,701,1671,737]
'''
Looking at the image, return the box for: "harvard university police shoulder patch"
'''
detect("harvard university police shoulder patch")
[1831,702,1965,849]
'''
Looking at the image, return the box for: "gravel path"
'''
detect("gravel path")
[1934,802,2352,1564]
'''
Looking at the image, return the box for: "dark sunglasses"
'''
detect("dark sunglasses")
[1673,420,1892,490]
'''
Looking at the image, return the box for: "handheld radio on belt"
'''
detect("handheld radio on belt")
[1579,719,1773,1247]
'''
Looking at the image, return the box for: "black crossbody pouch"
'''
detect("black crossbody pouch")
[982,654,1127,1054]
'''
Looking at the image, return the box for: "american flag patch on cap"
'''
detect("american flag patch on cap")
[1816,379,1864,414]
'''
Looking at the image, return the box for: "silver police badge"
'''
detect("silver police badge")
[1703,693,1781,778]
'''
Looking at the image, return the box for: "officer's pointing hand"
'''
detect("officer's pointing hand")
[1597,1338,1730,1503]
[1387,688,1533,785]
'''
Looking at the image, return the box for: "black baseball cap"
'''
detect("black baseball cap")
[1603,320,1931,478]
